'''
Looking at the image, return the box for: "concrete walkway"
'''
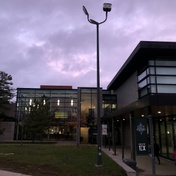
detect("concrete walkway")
[0,170,30,176]
[102,146,176,176]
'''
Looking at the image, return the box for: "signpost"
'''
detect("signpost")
[102,124,107,135]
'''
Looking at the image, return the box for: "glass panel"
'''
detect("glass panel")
[154,119,160,144]
[173,117,176,149]
[160,118,167,157]
[157,85,176,93]
[81,93,94,127]
[146,68,150,75]
[138,79,147,88]
[139,87,148,97]
[149,76,156,83]
[155,60,176,66]
[149,67,155,74]
[156,67,176,75]
[157,76,176,84]
[20,90,36,98]
[65,90,77,94]
[102,94,117,115]
[35,90,50,98]
[151,85,156,93]
[81,89,92,94]
[148,60,155,66]
[167,118,174,159]
[138,70,147,81]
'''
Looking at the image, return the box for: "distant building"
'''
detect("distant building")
[15,86,117,143]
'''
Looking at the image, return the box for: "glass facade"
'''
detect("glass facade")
[15,87,117,143]
[154,116,176,160]
[16,88,78,140]
[138,59,176,97]
[102,90,117,116]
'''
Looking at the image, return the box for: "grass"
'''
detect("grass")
[0,143,127,176]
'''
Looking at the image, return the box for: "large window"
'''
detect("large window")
[80,88,97,127]
[16,88,78,140]
[102,93,117,115]
[138,59,176,97]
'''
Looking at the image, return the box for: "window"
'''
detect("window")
[138,59,176,97]
[156,67,176,75]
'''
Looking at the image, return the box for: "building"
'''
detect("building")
[106,41,176,160]
[15,41,176,161]
[15,85,117,143]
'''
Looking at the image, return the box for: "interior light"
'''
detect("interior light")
[43,99,46,105]
[112,104,116,109]
[57,99,60,106]
[158,111,161,114]
[29,99,32,106]
[71,99,73,106]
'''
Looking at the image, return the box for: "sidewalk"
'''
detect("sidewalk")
[0,170,30,176]
[102,146,176,176]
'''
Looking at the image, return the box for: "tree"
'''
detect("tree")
[0,71,14,135]
[23,95,54,142]
[0,71,14,108]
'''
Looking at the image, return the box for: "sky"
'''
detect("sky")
[1,0,176,90]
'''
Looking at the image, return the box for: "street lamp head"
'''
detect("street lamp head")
[83,6,89,16]
[89,19,98,25]
[103,3,112,12]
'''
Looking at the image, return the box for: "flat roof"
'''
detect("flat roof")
[40,85,72,90]
[107,41,176,90]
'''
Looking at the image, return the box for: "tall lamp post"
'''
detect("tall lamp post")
[82,3,112,166]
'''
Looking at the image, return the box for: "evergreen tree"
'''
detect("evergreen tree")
[0,71,14,135]
[0,71,14,108]
[23,95,54,142]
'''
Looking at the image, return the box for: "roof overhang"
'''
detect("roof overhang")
[107,41,176,90]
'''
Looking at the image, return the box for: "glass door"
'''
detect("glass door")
[160,118,167,157]
[167,117,174,159]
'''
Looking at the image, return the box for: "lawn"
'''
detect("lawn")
[0,143,127,176]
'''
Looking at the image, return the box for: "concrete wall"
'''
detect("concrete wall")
[116,72,138,109]
[0,122,15,140]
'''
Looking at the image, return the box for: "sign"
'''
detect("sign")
[102,124,107,135]
[134,118,148,155]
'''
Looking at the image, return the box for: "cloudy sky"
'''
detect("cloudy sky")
[1,0,176,90]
